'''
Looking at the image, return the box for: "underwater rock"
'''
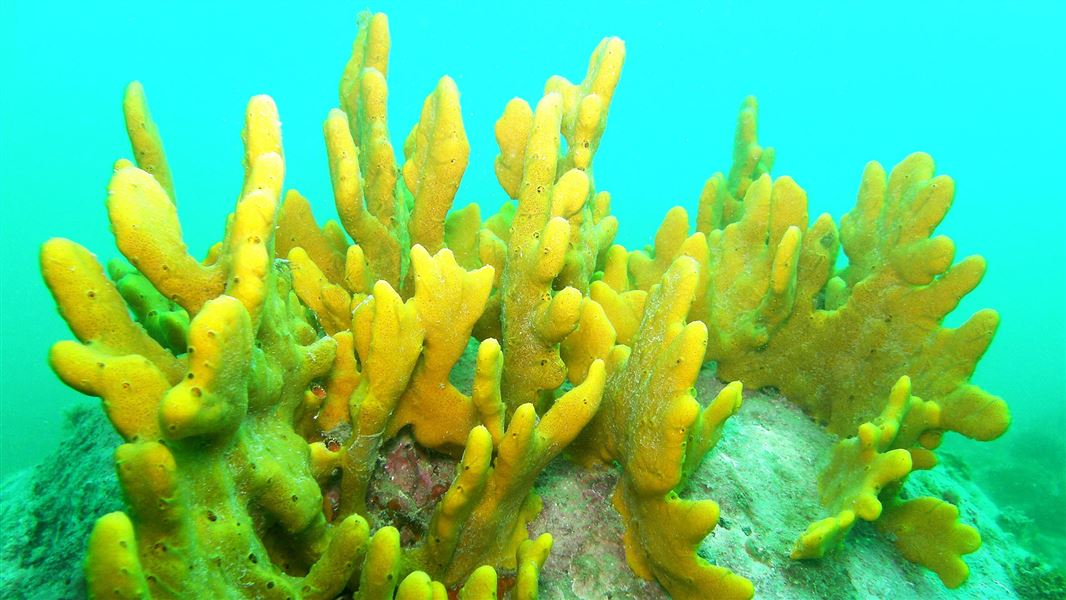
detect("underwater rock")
[529,363,1030,599]
[1,360,1050,599]
[0,404,122,600]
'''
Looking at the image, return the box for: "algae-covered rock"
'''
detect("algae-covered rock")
[0,363,1057,599]
[0,404,121,600]
[528,362,1036,599]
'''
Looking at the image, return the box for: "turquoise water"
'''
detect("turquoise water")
[1,0,1063,582]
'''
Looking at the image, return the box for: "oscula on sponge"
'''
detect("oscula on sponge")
[40,9,1006,599]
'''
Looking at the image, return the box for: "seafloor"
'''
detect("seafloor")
[2,360,1063,599]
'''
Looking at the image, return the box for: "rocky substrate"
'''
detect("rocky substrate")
[530,368,1059,599]
[3,366,1063,599]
